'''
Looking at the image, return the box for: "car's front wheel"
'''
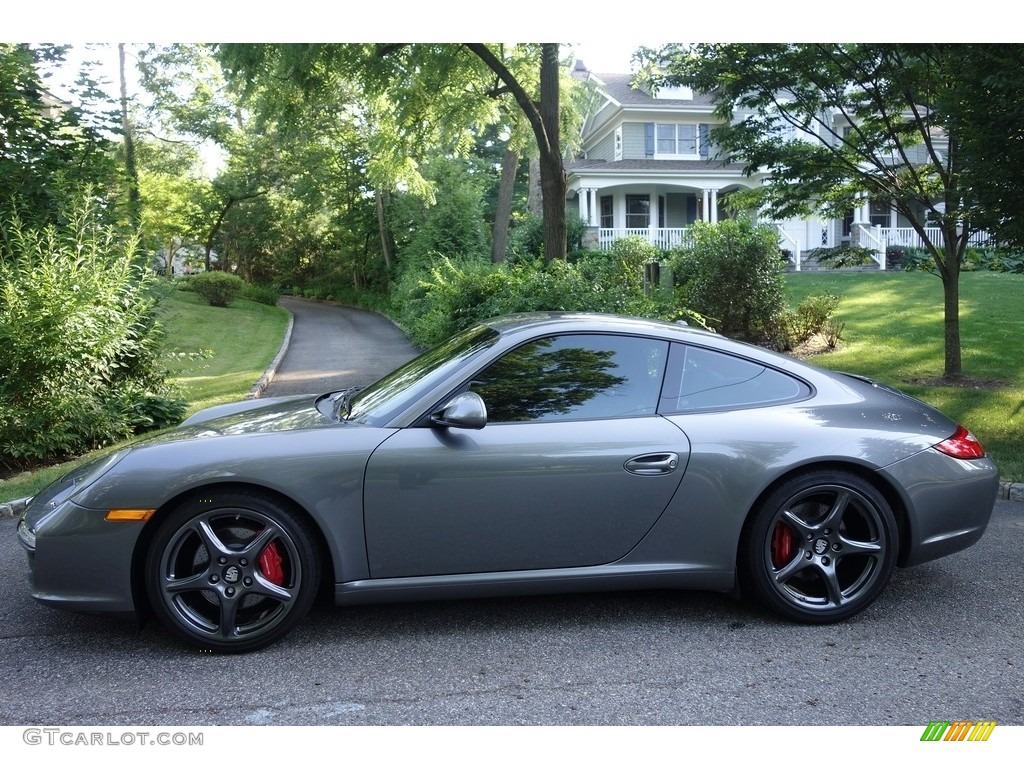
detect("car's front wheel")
[145,490,320,652]
[743,470,898,623]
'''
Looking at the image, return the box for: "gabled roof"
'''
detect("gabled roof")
[586,72,718,108]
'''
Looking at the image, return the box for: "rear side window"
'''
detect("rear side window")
[659,343,809,413]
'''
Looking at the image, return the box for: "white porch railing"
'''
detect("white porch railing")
[598,228,690,251]
[776,226,802,272]
[853,224,887,269]
[879,227,993,249]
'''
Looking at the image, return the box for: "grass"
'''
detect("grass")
[786,270,1024,479]
[160,290,290,416]
[0,290,289,501]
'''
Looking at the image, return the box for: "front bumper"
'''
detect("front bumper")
[19,498,142,614]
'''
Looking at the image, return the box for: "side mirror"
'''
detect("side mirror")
[430,391,487,430]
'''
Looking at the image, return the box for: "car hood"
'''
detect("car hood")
[136,394,337,447]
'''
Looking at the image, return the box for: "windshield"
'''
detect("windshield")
[346,324,500,426]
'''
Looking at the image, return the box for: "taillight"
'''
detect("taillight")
[934,425,986,459]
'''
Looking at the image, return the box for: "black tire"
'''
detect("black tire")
[145,490,320,652]
[742,470,898,623]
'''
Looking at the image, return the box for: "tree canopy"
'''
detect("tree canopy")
[652,43,996,378]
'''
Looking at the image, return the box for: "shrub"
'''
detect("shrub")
[670,220,786,345]
[809,245,877,269]
[190,271,245,307]
[0,196,181,467]
[241,282,279,306]
[772,293,841,350]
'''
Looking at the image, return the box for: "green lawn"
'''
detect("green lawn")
[0,291,289,501]
[786,270,1024,479]
[160,291,290,416]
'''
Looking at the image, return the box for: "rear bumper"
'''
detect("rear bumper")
[881,449,999,567]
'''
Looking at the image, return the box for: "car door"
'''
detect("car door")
[362,333,691,578]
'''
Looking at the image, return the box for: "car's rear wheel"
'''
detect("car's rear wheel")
[145,490,320,652]
[743,470,898,623]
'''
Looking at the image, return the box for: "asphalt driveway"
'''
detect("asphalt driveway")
[262,297,418,397]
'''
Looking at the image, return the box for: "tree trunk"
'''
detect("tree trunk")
[940,239,963,379]
[491,148,519,263]
[374,188,394,271]
[538,43,566,263]
[526,156,543,217]
[118,44,141,226]
[463,42,567,261]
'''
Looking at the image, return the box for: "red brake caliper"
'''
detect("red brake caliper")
[771,522,796,569]
[258,540,285,586]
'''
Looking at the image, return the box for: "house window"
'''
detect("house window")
[614,127,623,161]
[655,123,698,156]
[625,195,650,229]
[600,196,613,229]
[869,200,891,228]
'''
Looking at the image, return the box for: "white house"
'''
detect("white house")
[565,64,986,269]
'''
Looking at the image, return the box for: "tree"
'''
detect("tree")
[0,43,117,245]
[657,44,980,379]
[217,44,580,264]
[936,44,1024,251]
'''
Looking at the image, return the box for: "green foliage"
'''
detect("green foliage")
[0,196,180,467]
[393,247,701,348]
[190,271,246,307]
[810,245,877,269]
[670,220,787,345]
[773,293,841,350]
[241,282,279,306]
[0,44,119,241]
[508,213,589,262]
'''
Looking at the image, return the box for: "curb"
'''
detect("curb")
[247,309,295,400]
[998,481,1024,502]
[0,497,30,519]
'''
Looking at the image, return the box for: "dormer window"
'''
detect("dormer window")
[655,85,693,100]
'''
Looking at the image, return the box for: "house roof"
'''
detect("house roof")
[587,72,718,108]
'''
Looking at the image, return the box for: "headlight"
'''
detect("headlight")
[29,449,132,513]
[17,517,36,550]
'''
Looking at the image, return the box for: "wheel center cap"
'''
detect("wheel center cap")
[223,565,242,584]
[812,538,830,555]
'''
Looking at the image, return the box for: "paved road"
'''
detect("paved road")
[1,501,1021,726]
[263,297,418,397]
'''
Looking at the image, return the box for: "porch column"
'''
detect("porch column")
[710,189,719,224]
[852,192,865,224]
[702,189,711,222]
[649,192,657,243]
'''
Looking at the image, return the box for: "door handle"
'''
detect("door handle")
[624,453,680,476]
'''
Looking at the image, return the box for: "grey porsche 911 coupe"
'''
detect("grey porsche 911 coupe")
[17,313,999,652]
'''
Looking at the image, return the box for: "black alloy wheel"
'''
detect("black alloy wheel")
[146,490,320,652]
[743,470,898,623]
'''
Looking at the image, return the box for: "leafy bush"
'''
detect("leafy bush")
[0,197,182,467]
[190,271,245,307]
[392,249,701,348]
[809,245,877,269]
[670,220,786,345]
[241,282,279,306]
[772,293,841,350]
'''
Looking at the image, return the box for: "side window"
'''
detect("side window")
[472,335,669,423]
[659,343,809,413]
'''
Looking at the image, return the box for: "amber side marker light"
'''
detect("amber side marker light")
[105,509,157,522]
